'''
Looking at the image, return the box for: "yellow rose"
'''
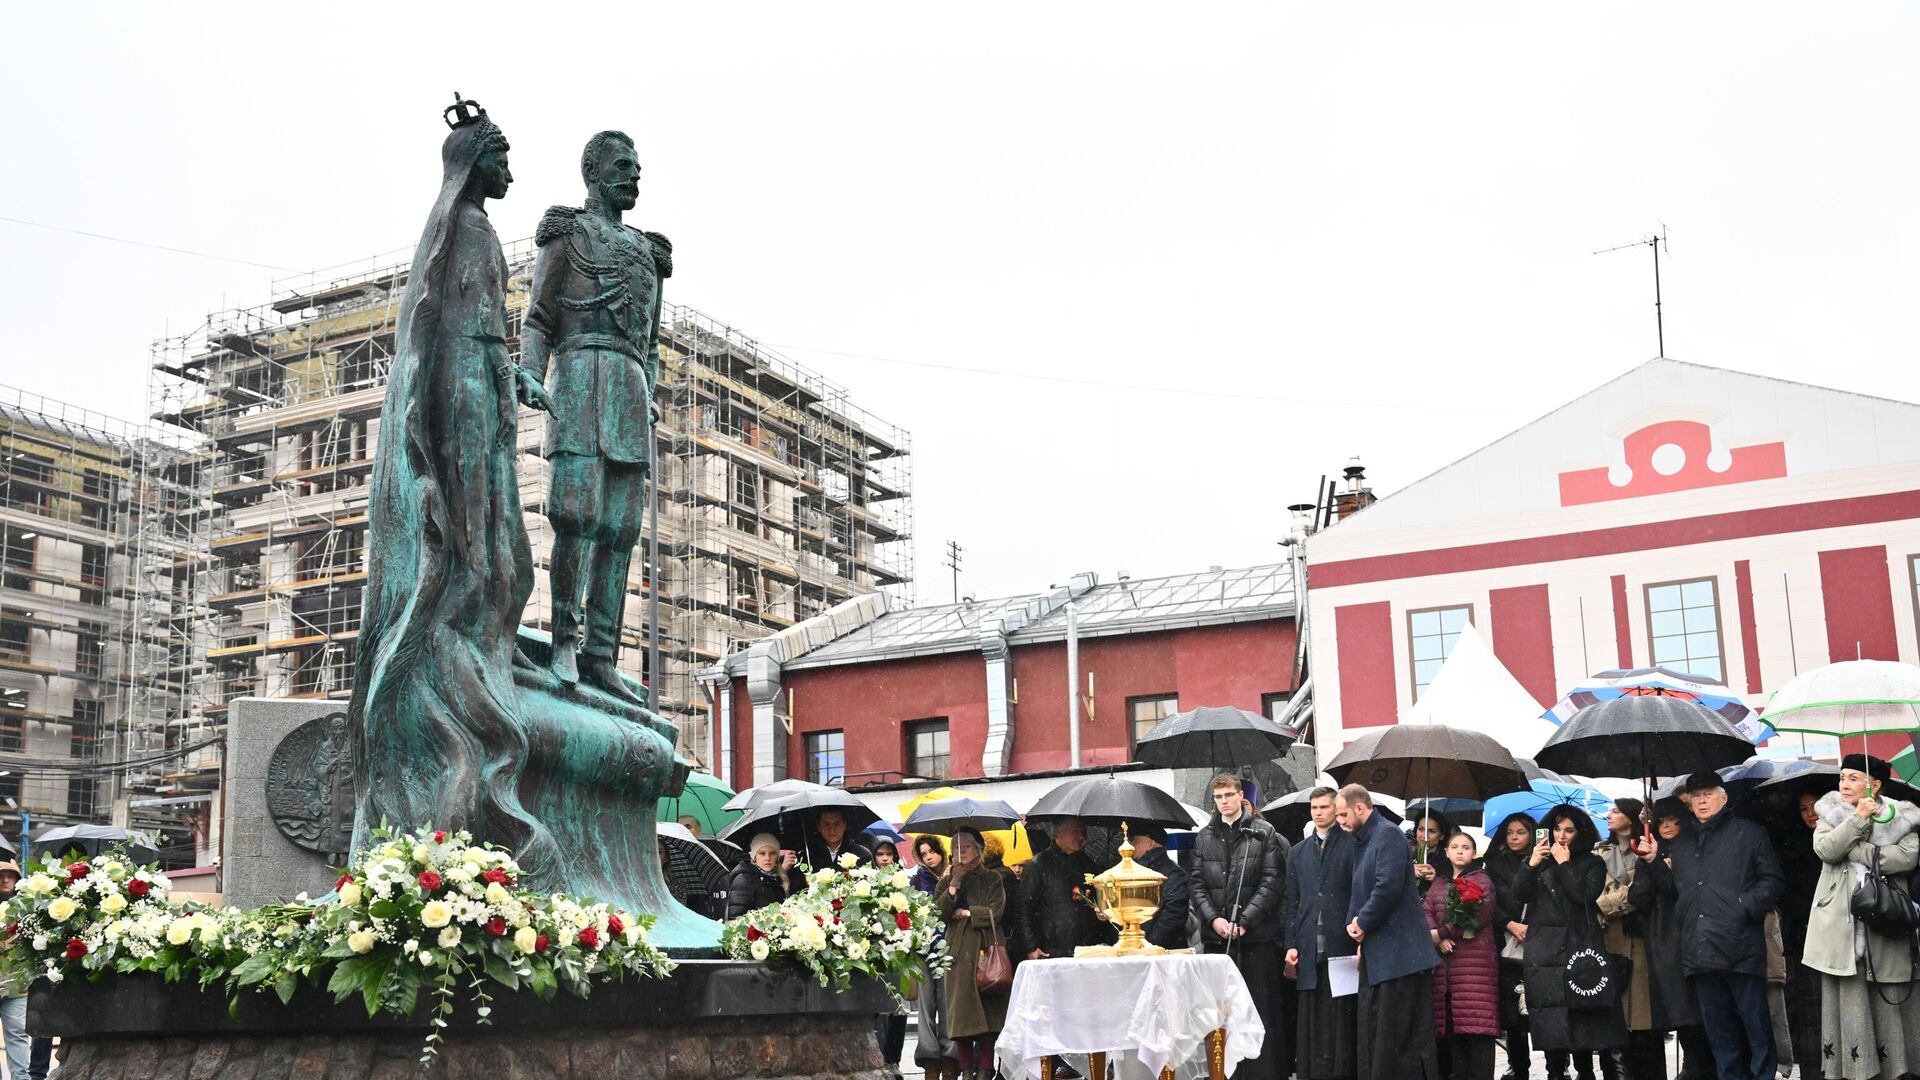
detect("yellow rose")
[99,894,127,916]
[337,882,363,908]
[484,882,510,906]
[46,898,78,923]
[166,919,194,946]
[513,927,539,955]
[348,930,377,954]
[420,901,452,929]
[21,875,56,898]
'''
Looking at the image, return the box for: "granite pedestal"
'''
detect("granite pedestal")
[33,960,891,1080]
[223,697,343,907]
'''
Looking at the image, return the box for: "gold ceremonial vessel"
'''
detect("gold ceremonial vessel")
[1074,821,1193,957]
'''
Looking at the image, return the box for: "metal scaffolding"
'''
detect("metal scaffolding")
[138,241,912,798]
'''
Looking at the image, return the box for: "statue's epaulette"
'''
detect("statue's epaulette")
[535,205,581,245]
[642,230,673,279]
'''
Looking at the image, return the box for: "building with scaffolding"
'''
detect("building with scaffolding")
[0,384,214,864]
[139,240,913,803]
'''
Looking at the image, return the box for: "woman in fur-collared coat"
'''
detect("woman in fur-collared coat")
[1803,754,1920,1080]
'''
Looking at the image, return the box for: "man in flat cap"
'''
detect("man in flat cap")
[1634,770,1784,1080]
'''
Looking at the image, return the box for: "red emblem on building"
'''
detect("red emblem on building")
[1558,420,1785,507]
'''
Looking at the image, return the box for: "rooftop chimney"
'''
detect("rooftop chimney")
[1333,457,1376,522]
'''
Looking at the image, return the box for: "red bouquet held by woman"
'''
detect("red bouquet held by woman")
[1444,876,1487,938]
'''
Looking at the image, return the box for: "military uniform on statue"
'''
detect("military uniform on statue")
[1338,784,1439,1080]
[1185,775,1287,1080]
[1283,787,1358,1080]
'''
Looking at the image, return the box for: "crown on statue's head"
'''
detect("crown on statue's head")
[443,93,490,131]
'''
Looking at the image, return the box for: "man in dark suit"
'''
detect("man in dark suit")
[1128,824,1191,950]
[805,809,873,871]
[1284,786,1358,1080]
[1339,783,1439,1080]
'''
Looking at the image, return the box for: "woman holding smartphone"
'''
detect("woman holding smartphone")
[1512,806,1625,1079]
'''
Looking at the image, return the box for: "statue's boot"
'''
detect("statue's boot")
[581,652,647,708]
[580,540,647,707]
[550,530,588,685]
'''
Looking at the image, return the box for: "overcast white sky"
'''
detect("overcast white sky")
[5,5,1918,602]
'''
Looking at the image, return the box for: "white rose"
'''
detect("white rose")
[848,939,870,960]
[513,927,539,955]
[348,930,377,955]
[852,881,872,898]
[100,894,127,915]
[890,872,911,890]
[337,883,363,908]
[419,950,435,967]
[412,845,432,865]
[420,901,453,929]
[749,939,770,961]
[46,898,79,923]
[437,926,462,949]
[484,882,510,906]
[29,935,47,951]
[22,874,56,898]
[889,893,909,912]
[166,920,194,947]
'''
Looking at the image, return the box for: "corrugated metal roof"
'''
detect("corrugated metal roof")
[784,563,1295,670]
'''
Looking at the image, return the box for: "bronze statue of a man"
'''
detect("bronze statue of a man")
[516,131,670,703]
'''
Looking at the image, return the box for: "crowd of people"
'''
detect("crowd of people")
[722,752,1920,1080]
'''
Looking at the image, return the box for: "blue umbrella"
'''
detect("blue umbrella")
[864,821,908,844]
[1651,755,1823,802]
[1482,780,1612,838]
[1543,667,1777,744]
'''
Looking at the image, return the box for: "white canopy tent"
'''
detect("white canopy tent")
[1399,622,1560,757]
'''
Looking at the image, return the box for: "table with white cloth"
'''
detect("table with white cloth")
[994,954,1264,1080]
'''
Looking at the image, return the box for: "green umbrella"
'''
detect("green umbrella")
[656,771,742,837]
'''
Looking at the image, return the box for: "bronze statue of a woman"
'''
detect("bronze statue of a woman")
[346,97,557,874]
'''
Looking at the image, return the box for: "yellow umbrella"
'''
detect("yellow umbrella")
[898,786,1034,866]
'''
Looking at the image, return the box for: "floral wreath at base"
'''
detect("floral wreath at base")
[719,853,951,1000]
[0,825,673,1064]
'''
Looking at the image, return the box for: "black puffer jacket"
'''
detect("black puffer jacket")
[1186,812,1286,943]
[726,862,802,918]
[1511,815,1626,1053]
[1016,846,1109,957]
[1636,807,1783,978]
[1136,846,1192,950]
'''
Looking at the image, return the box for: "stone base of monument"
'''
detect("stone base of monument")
[32,960,889,1079]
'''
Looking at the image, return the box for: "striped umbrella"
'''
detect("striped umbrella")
[1543,666,1775,745]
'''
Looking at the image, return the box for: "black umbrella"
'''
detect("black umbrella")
[32,824,159,865]
[656,822,730,920]
[698,835,744,869]
[1025,775,1199,831]
[1515,757,1578,785]
[901,797,1022,835]
[1132,705,1296,769]
[715,787,880,862]
[722,777,830,814]
[1262,788,1401,837]
[1324,724,1528,801]
[1752,761,1920,813]
[1535,696,1753,781]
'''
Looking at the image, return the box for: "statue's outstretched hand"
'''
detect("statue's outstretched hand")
[515,368,555,413]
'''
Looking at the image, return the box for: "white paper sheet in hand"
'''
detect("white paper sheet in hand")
[1326,956,1360,998]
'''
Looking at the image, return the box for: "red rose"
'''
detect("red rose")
[894,912,912,931]
[831,899,844,911]
[128,879,152,898]
[481,869,511,887]
[746,925,763,942]
[534,934,550,953]
[4,923,15,939]
[418,871,443,892]
[579,926,600,949]
[433,831,447,843]
[485,917,507,937]
[814,914,824,926]
[66,862,90,882]
[608,914,625,936]
[63,938,87,961]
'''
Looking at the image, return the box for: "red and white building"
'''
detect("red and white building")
[1305,358,1920,763]
[699,564,1298,796]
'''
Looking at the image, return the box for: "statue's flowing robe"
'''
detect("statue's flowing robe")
[347,126,556,875]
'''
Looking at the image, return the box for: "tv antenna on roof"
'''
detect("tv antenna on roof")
[1594,225,1670,357]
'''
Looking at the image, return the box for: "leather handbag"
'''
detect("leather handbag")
[975,906,1013,995]
[1851,846,1918,937]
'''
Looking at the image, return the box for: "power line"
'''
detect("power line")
[770,343,1517,414]
[0,214,296,272]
